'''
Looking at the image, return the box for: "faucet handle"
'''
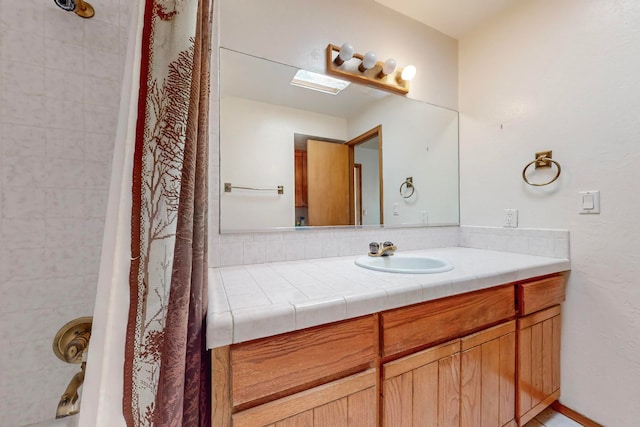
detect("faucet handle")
[369,242,380,254]
[383,241,395,248]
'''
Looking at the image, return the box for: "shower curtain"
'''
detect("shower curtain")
[79,0,212,425]
[122,0,212,426]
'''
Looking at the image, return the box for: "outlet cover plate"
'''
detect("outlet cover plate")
[504,209,518,227]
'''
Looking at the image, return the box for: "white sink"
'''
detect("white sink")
[354,254,453,274]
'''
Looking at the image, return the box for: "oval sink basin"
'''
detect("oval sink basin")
[354,255,453,274]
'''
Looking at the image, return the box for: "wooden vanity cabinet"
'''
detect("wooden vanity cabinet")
[380,285,517,427]
[515,273,566,426]
[211,273,567,427]
[381,321,517,427]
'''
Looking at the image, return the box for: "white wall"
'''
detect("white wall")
[0,0,127,425]
[459,1,640,425]
[220,97,347,230]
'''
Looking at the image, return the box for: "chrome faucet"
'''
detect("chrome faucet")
[368,241,397,257]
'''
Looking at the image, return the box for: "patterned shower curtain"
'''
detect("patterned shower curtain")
[124,1,212,426]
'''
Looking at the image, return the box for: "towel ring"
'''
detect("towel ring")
[399,177,415,198]
[522,156,561,186]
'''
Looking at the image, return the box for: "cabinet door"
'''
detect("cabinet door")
[517,305,561,426]
[461,321,516,427]
[382,340,461,427]
[232,369,376,427]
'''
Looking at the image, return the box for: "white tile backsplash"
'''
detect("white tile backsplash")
[460,226,569,259]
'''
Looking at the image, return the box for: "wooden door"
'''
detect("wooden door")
[232,370,377,427]
[307,139,350,226]
[295,150,307,207]
[460,321,516,427]
[382,340,461,427]
[517,305,561,426]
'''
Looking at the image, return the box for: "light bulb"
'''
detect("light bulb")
[400,65,416,81]
[377,58,397,78]
[358,51,377,72]
[382,58,397,75]
[334,43,354,66]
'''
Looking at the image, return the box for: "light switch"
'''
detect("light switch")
[579,191,600,214]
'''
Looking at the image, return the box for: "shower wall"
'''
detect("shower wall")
[0,0,128,425]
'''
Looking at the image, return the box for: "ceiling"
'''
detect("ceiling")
[373,0,521,39]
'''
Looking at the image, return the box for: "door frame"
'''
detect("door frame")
[346,125,383,225]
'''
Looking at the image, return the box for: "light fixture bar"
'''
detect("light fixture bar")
[290,69,351,95]
[325,44,413,95]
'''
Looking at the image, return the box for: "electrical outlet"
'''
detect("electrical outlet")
[504,209,518,228]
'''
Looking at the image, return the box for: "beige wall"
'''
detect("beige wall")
[459,1,640,425]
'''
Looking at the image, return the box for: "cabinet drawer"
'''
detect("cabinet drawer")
[517,274,566,316]
[231,315,376,409]
[382,285,515,357]
[232,369,377,427]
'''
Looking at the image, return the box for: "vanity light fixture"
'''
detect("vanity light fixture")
[326,43,415,95]
[290,69,351,95]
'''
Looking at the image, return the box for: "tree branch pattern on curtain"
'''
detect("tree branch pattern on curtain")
[124,1,211,426]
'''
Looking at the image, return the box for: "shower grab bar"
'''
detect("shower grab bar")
[224,183,284,194]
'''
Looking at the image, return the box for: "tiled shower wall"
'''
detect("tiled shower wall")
[0,0,127,425]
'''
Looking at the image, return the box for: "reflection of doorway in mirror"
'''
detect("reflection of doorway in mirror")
[292,126,383,227]
[349,125,383,226]
[354,164,362,225]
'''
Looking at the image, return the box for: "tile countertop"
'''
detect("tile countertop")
[206,247,570,349]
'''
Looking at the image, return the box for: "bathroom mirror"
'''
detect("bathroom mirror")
[219,48,459,232]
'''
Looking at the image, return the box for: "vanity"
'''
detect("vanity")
[208,247,569,426]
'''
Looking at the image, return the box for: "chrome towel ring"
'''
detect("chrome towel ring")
[399,177,415,198]
[522,151,561,186]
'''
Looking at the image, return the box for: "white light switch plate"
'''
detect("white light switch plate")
[579,190,600,214]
